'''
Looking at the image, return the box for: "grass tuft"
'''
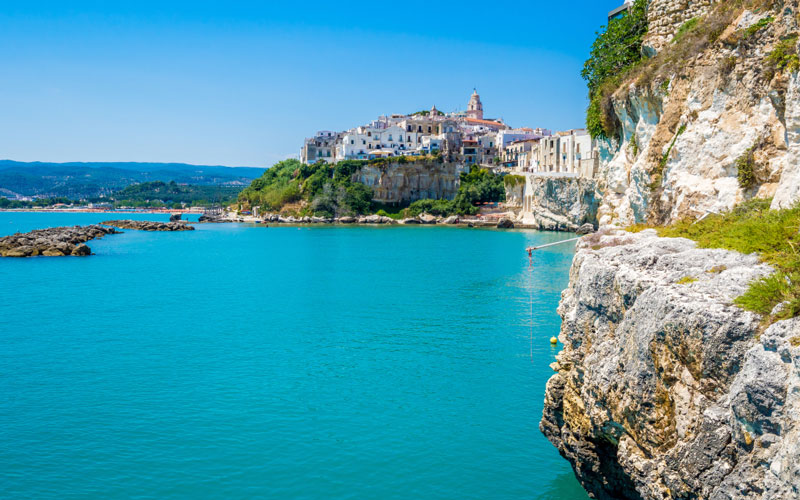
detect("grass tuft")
[654,198,800,324]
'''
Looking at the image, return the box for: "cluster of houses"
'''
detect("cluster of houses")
[299,90,599,180]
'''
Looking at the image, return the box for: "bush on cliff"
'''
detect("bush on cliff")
[582,0,648,139]
[405,166,507,217]
[238,159,373,217]
[655,198,800,323]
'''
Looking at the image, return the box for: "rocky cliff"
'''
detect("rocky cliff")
[514,175,599,231]
[541,229,800,499]
[355,161,465,203]
[597,1,800,226]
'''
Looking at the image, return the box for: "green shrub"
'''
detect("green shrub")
[582,0,648,139]
[766,33,800,74]
[503,175,525,187]
[656,198,800,324]
[736,147,758,190]
[673,18,701,44]
[743,15,773,38]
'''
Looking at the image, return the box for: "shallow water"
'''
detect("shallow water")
[0,212,587,499]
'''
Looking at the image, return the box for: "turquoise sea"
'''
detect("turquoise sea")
[0,212,587,499]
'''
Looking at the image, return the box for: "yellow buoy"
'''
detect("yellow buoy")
[550,337,558,345]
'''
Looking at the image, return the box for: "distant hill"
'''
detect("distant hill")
[0,160,266,199]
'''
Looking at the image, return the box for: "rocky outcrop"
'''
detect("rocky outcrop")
[356,161,465,203]
[598,3,800,226]
[169,213,182,222]
[540,229,800,499]
[101,220,194,231]
[496,217,514,229]
[518,175,599,231]
[0,225,118,257]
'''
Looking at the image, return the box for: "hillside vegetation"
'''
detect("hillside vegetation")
[238,159,506,218]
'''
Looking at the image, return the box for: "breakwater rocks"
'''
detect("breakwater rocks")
[0,225,118,257]
[101,220,194,231]
[540,229,800,499]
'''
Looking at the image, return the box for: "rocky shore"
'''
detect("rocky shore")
[101,220,194,231]
[541,229,800,499]
[0,225,119,257]
[201,212,521,229]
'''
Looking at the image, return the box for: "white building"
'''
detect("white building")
[300,131,339,164]
[337,124,426,160]
[496,128,550,151]
[531,129,596,177]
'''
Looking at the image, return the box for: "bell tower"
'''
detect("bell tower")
[467,89,483,120]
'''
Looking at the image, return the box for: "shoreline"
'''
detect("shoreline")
[0,209,582,232]
[0,208,205,214]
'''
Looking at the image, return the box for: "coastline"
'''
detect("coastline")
[0,208,570,231]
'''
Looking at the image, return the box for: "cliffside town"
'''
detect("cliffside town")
[298,90,599,215]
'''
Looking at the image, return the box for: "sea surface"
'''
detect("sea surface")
[0,212,588,499]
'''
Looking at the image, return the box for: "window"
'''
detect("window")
[368,132,372,137]
[351,140,355,144]
[427,126,431,133]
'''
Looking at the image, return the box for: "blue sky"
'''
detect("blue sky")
[0,1,621,167]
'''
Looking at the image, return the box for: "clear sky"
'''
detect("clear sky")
[0,1,621,167]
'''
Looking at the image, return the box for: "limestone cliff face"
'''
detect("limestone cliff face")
[540,230,800,499]
[355,161,465,204]
[599,3,800,226]
[516,175,599,231]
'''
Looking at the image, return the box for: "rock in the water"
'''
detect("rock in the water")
[400,218,421,224]
[419,213,437,224]
[338,216,355,224]
[496,218,514,229]
[71,244,91,256]
[576,223,595,235]
[101,220,194,231]
[0,225,119,258]
[540,229,800,499]
[363,214,382,224]
[442,215,459,224]
[169,213,182,222]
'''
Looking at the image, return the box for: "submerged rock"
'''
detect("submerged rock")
[540,229,800,499]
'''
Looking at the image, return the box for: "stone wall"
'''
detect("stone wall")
[356,161,465,204]
[643,0,717,54]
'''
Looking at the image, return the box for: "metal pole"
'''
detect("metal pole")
[526,235,583,252]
